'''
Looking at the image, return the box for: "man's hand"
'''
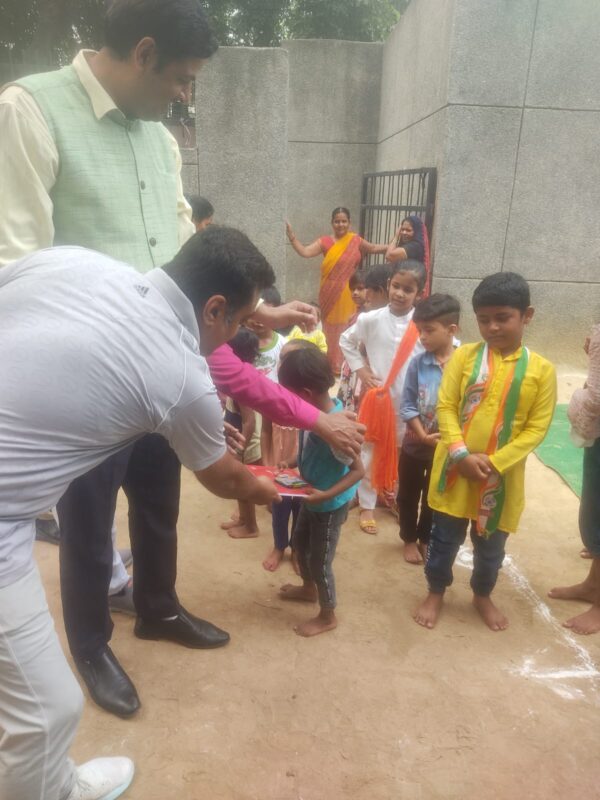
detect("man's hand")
[356,366,381,390]
[223,422,245,457]
[251,299,317,332]
[456,453,492,482]
[313,410,365,458]
[422,432,441,448]
[252,475,283,506]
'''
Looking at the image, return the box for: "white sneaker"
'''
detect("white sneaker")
[67,757,135,800]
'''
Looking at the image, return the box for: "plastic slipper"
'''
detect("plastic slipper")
[359,517,378,535]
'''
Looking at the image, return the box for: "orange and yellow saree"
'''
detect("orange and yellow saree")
[319,232,362,372]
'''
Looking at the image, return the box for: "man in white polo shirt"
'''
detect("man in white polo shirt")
[0,226,281,800]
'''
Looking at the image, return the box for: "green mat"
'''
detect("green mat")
[535,404,583,497]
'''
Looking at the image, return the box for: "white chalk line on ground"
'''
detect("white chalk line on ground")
[455,546,600,703]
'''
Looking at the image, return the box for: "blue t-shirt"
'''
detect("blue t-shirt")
[298,398,357,512]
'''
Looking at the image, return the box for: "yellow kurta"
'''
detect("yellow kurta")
[428,343,557,534]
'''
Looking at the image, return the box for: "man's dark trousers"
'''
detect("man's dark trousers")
[58,433,181,660]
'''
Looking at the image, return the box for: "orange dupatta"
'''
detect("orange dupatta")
[357,321,420,493]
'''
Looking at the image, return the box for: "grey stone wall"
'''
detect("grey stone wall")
[193,47,289,291]
[184,2,600,363]
[282,40,383,303]
[377,0,600,363]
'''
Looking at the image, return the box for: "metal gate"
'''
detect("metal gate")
[359,167,437,269]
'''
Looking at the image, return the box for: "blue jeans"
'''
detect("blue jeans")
[272,496,302,551]
[425,511,508,596]
[292,503,348,609]
[580,438,600,557]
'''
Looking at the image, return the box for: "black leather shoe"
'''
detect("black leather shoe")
[35,517,60,545]
[134,607,230,649]
[75,647,141,718]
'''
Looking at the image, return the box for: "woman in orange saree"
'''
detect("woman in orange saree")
[286,207,387,372]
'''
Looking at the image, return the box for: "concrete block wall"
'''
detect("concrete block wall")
[193,47,289,291]
[378,0,600,362]
[283,40,383,303]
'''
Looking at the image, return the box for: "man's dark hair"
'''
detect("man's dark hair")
[472,272,531,313]
[163,226,275,315]
[278,344,335,396]
[390,259,427,292]
[349,269,367,290]
[188,195,214,223]
[261,285,282,307]
[229,327,259,365]
[413,293,461,326]
[104,0,218,64]
[364,264,391,292]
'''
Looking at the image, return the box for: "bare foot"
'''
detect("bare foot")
[413,592,443,629]
[262,547,285,572]
[291,551,301,576]
[279,583,318,603]
[220,512,241,530]
[294,610,337,637]
[473,595,508,631]
[548,582,598,603]
[419,542,429,562]
[580,548,593,560]
[403,542,423,565]
[227,524,259,539]
[563,606,600,634]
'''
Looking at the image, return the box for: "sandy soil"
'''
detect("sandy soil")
[35,368,600,800]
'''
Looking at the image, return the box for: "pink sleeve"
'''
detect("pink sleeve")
[207,344,319,430]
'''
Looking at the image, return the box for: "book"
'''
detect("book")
[245,465,312,497]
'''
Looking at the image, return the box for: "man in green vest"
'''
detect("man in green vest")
[0,0,223,727]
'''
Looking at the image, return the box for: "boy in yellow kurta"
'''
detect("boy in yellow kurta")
[414,272,556,631]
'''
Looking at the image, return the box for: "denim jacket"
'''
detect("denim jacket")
[400,351,444,460]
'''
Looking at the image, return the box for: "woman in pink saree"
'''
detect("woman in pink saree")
[286,207,387,372]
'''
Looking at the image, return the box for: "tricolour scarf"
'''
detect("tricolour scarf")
[438,343,529,536]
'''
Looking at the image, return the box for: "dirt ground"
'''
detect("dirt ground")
[36,369,600,800]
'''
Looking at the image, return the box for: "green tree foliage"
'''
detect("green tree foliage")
[0,0,405,72]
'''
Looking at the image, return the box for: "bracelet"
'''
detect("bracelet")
[448,444,469,463]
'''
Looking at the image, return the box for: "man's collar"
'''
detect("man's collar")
[145,268,200,343]
[72,50,129,124]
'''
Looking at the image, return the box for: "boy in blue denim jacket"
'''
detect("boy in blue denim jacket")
[399,295,460,564]
[277,344,364,636]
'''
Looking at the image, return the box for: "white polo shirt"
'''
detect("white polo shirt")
[0,246,226,587]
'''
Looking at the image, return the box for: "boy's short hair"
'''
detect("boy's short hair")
[364,264,391,292]
[390,259,427,292]
[228,327,259,364]
[413,293,460,326]
[472,272,531,313]
[349,269,367,289]
[261,285,282,307]
[278,344,335,395]
[188,195,214,223]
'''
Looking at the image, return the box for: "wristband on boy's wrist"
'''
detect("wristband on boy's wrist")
[448,444,469,463]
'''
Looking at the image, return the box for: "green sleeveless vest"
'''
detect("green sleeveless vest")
[16,66,180,272]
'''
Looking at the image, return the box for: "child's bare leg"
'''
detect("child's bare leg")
[291,549,301,575]
[473,594,508,631]
[262,547,285,572]
[279,580,318,602]
[228,500,259,539]
[295,607,337,637]
[413,592,444,628]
